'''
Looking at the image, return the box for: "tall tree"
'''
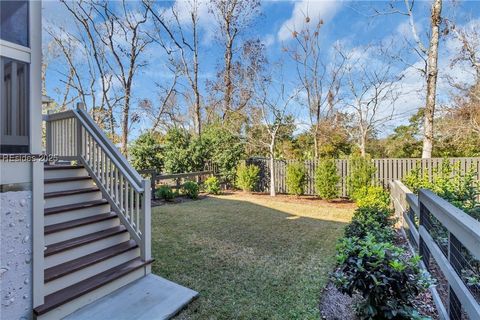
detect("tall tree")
[285,14,346,159]
[375,0,443,158]
[61,0,152,154]
[422,0,442,158]
[145,0,203,136]
[249,62,298,196]
[209,0,261,120]
[343,44,402,157]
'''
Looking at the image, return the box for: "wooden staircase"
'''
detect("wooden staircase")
[34,164,152,320]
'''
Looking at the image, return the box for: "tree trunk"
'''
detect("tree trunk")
[269,143,276,197]
[121,90,131,155]
[193,18,201,136]
[422,0,442,159]
[223,34,233,119]
[360,131,367,157]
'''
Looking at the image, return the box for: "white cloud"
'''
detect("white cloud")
[277,0,342,42]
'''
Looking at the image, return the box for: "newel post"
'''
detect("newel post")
[141,179,152,265]
[45,110,53,157]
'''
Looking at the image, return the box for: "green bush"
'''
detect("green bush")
[315,158,339,200]
[236,163,260,192]
[156,185,175,201]
[204,176,221,195]
[182,181,199,199]
[355,185,390,210]
[345,206,396,243]
[334,235,431,319]
[130,133,164,172]
[347,155,376,201]
[286,163,307,196]
[404,161,480,218]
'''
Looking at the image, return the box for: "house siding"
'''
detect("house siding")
[1,186,32,320]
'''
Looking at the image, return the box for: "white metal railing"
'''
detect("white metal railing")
[44,104,151,263]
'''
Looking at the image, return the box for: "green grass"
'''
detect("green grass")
[151,193,354,319]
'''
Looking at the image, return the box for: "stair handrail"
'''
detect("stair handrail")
[44,104,151,263]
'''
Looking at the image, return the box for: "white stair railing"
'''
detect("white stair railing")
[44,104,151,263]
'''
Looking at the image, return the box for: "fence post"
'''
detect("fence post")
[418,200,431,268]
[448,233,463,319]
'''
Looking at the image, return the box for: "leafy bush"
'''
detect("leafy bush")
[345,206,396,243]
[286,163,307,196]
[334,235,431,319]
[156,185,175,201]
[347,155,377,201]
[182,181,199,199]
[315,158,339,200]
[404,161,480,218]
[130,133,163,172]
[202,124,245,184]
[204,176,221,195]
[355,186,390,210]
[236,163,260,192]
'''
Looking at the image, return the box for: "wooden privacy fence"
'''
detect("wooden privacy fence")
[246,157,480,197]
[139,169,213,200]
[390,180,480,320]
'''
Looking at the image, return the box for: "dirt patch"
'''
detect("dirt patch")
[223,190,356,209]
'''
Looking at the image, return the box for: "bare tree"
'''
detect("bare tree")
[422,0,442,158]
[145,0,203,136]
[61,0,152,154]
[343,45,402,157]
[209,0,261,120]
[374,0,443,158]
[248,63,298,196]
[284,15,346,159]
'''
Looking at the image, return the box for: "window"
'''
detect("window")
[1,57,29,153]
[1,1,29,47]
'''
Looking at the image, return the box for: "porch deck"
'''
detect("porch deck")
[64,274,198,320]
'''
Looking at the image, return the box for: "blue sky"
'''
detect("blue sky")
[43,0,480,139]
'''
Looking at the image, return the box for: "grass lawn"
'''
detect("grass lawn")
[151,192,354,319]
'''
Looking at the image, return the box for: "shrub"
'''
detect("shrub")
[286,163,307,196]
[204,176,221,195]
[156,185,175,201]
[404,161,480,218]
[355,185,390,210]
[345,206,396,243]
[334,235,431,319]
[130,133,163,172]
[182,181,199,199]
[315,158,339,200]
[347,155,376,201]
[236,163,260,192]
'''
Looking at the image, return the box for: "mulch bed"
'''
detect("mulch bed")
[319,231,439,320]
[222,190,357,209]
[151,194,209,207]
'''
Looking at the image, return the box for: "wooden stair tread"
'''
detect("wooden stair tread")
[44,176,91,184]
[44,165,84,170]
[44,240,138,282]
[45,212,117,234]
[44,226,127,257]
[45,199,108,215]
[44,187,100,199]
[34,258,152,316]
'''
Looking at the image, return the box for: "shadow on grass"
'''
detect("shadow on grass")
[151,195,352,320]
